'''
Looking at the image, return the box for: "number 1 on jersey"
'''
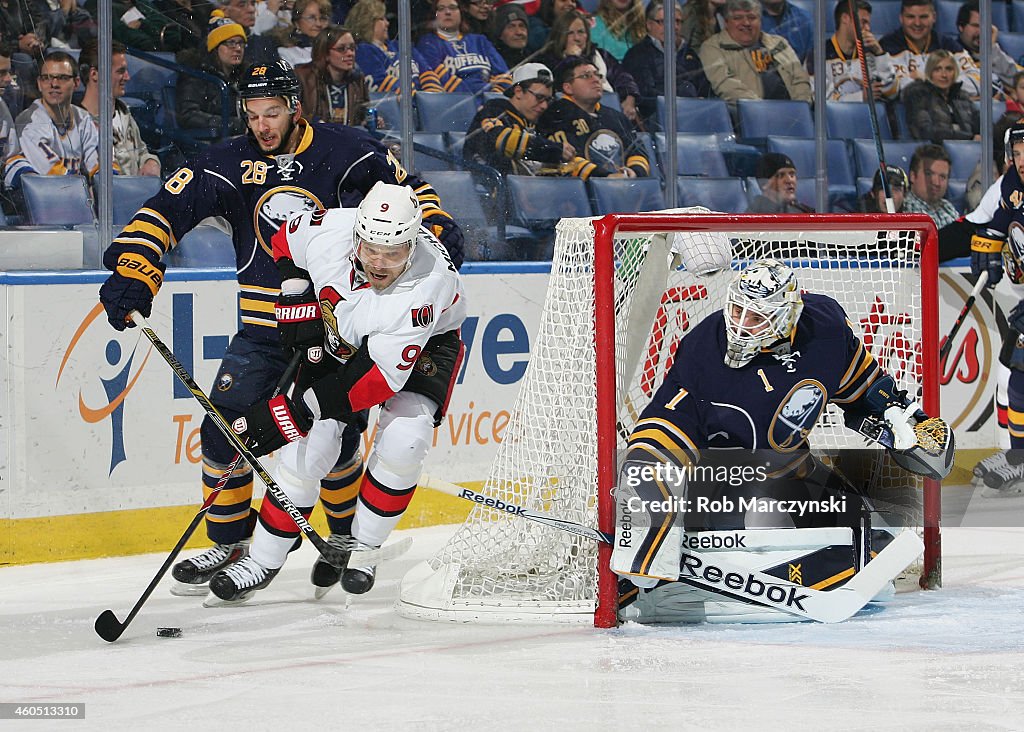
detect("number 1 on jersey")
[757,368,774,392]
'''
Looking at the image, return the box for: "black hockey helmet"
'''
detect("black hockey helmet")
[1004,122,1024,162]
[239,59,301,112]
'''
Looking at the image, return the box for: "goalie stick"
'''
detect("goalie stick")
[418,474,924,623]
[95,348,304,642]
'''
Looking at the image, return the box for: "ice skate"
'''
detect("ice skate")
[973,450,1010,486]
[341,540,378,595]
[981,459,1024,497]
[170,541,249,596]
[311,534,354,600]
[206,556,280,605]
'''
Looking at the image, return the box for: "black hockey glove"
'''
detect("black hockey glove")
[275,287,324,354]
[971,231,1004,287]
[98,252,166,330]
[232,394,314,457]
[424,213,464,270]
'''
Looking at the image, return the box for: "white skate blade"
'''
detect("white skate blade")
[170,581,211,597]
[202,590,255,607]
[347,537,413,565]
[313,584,336,601]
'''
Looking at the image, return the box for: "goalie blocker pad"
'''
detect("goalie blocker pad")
[612,458,685,584]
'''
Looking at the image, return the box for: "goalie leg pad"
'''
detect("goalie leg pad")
[611,459,684,584]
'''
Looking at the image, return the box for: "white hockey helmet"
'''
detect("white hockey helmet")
[724,259,803,369]
[354,182,422,272]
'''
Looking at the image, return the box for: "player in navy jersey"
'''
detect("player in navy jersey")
[98,60,465,596]
[612,259,952,612]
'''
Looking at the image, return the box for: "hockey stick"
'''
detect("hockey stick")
[127,313,352,564]
[418,474,923,623]
[939,271,988,362]
[847,0,894,213]
[95,348,304,642]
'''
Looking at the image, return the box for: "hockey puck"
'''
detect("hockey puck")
[156,627,182,638]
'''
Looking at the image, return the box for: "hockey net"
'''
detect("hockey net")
[399,211,940,627]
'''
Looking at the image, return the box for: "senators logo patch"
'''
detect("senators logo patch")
[415,354,438,376]
[318,286,358,360]
[411,304,434,328]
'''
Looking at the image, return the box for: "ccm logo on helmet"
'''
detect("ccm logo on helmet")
[411,304,434,328]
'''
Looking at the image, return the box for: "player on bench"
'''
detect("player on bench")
[612,257,953,623]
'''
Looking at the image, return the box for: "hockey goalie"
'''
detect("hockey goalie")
[612,257,954,624]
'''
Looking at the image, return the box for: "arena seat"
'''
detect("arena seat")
[588,177,666,215]
[112,176,163,225]
[21,175,95,226]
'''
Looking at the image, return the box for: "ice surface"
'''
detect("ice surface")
[1,523,1023,730]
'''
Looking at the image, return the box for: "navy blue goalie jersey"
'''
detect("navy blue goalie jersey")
[628,293,881,467]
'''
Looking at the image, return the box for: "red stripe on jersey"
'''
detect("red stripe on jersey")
[358,471,415,515]
[348,364,397,412]
[271,220,292,262]
[259,495,312,533]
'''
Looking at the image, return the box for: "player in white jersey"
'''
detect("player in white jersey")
[208,182,467,603]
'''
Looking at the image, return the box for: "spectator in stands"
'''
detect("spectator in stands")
[820,0,898,103]
[537,56,649,177]
[679,0,724,52]
[465,62,588,176]
[44,0,97,49]
[859,164,908,212]
[0,42,24,118]
[254,0,293,34]
[459,0,492,36]
[489,2,530,68]
[760,0,812,64]
[158,0,217,50]
[294,24,369,125]
[77,40,160,177]
[534,10,641,124]
[1,0,47,101]
[216,0,281,64]
[527,0,580,53]
[416,0,512,95]
[1007,71,1024,114]
[622,0,712,125]
[747,151,812,212]
[879,0,958,92]
[111,0,194,52]
[4,51,103,190]
[0,44,16,181]
[902,142,959,227]
[590,0,647,62]
[699,0,812,108]
[349,0,444,94]
[951,0,1020,103]
[274,0,331,66]
[901,48,979,143]
[176,10,248,135]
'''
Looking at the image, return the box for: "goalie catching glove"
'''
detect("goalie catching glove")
[844,375,954,480]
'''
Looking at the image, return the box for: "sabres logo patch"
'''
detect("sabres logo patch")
[769,379,825,451]
[216,372,234,392]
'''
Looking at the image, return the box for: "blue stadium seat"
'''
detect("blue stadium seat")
[420,170,525,259]
[446,131,467,164]
[998,31,1024,62]
[656,96,734,135]
[165,225,235,268]
[413,133,452,172]
[21,175,95,226]
[112,176,163,225]
[505,175,592,259]
[416,91,478,134]
[944,139,983,180]
[825,102,894,140]
[657,134,729,177]
[1014,0,1024,32]
[160,79,225,153]
[946,178,968,211]
[767,137,857,186]
[588,177,666,215]
[368,92,411,132]
[677,176,749,213]
[851,139,921,179]
[935,0,962,37]
[737,99,813,146]
[601,92,621,111]
[125,52,176,101]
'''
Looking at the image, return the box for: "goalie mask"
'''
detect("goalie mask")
[724,259,803,369]
[354,182,422,285]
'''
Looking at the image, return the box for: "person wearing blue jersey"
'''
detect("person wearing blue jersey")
[98,59,465,598]
[415,0,512,95]
[613,257,952,621]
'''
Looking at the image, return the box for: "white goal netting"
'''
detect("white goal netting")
[399,210,938,625]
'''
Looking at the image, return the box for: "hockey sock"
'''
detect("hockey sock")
[320,455,363,535]
[203,457,256,544]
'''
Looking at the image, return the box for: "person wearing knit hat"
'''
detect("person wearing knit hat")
[490,4,531,67]
[175,9,248,135]
[747,151,813,213]
[860,165,908,213]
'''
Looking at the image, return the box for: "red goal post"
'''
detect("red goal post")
[399,211,940,629]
